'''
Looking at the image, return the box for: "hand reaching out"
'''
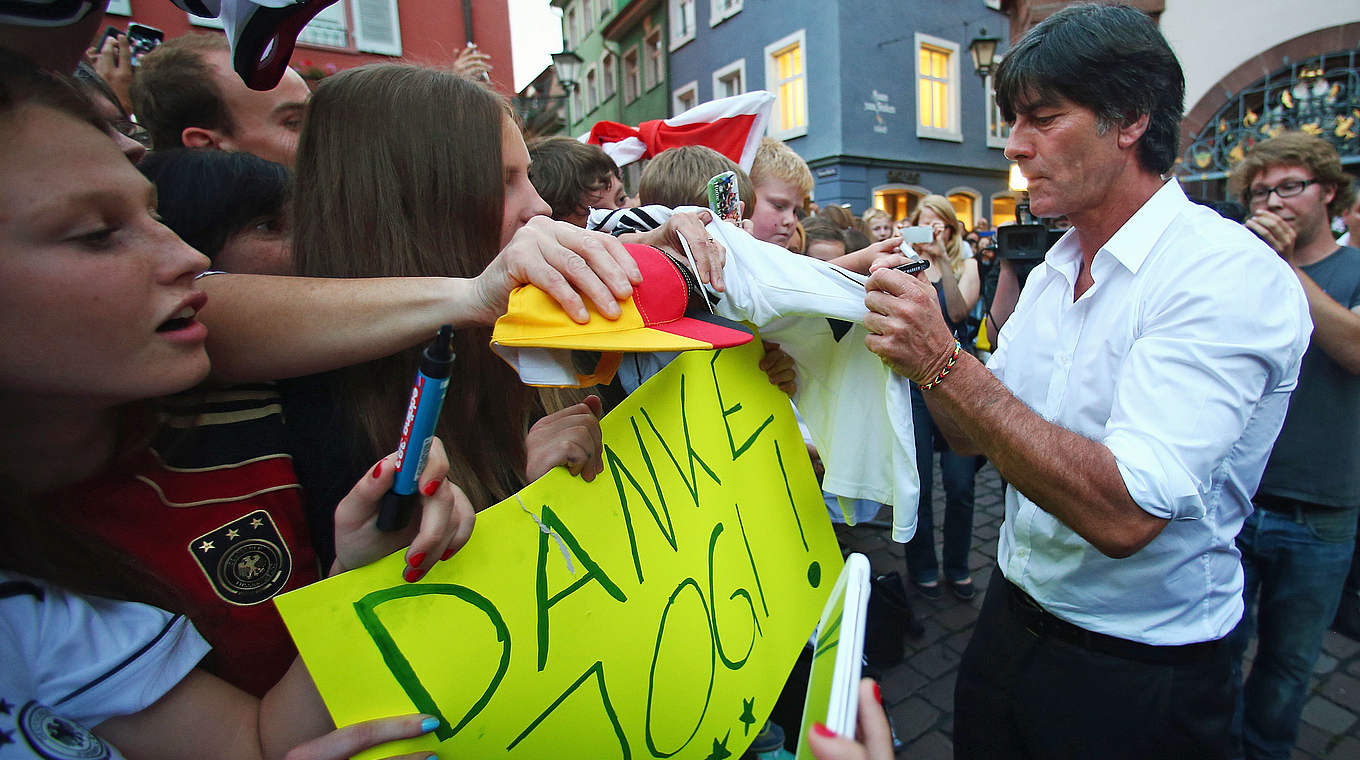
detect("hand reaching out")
[525,394,605,483]
[619,211,727,291]
[760,340,798,396]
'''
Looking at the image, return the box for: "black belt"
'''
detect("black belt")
[1005,579,1227,666]
[1253,493,1338,516]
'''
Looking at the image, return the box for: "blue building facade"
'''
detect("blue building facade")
[664,0,1018,228]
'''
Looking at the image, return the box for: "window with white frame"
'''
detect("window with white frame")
[192,0,400,55]
[712,59,745,100]
[985,68,1010,149]
[570,83,582,123]
[673,80,698,116]
[669,0,696,50]
[764,30,807,140]
[580,0,593,34]
[623,47,641,102]
[296,1,348,49]
[644,28,665,90]
[915,33,960,141]
[709,0,742,27]
[584,64,599,112]
[600,51,616,102]
[564,5,578,49]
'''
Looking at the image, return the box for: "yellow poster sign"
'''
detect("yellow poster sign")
[276,341,842,759]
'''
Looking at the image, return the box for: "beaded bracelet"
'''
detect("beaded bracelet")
[919,340,962,391]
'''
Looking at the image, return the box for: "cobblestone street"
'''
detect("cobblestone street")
[833,462,1360,760]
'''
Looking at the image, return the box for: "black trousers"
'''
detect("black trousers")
[953,566,1239,760]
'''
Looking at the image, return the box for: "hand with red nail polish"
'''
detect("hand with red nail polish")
[330,436,475,581]
[805,679,893,760]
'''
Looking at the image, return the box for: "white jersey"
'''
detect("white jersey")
[0,572,209,760]
[585,206,921,541]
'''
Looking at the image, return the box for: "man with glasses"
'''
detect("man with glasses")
[1228,131,1360,760]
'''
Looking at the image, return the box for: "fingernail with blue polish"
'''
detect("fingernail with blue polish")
[420,717,440,734]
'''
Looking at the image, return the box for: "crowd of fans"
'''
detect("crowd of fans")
[2,3,1358,760]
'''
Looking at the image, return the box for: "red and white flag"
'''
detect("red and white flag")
[583,91,775,172]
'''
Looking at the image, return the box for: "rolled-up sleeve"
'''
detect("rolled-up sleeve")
[1103,260,1310,521]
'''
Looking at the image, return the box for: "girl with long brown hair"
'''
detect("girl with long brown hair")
[288,64,606,533]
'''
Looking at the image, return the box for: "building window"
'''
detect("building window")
[709,0,742,27]
[584,64,599,113]
[644,28,665,90]
[564,5,578,49]
[673,80,699,116]
[669,0,696,50]
[764,29,807,140]
[712,59,746,100]
[991,195,1018,227]
[623,47,641,102]
[985,69,1010,149]
[599,0,611,23]
[600,51,616,102]
[193,0,401,55]
[948,191,978,231]
[874,187,924,222]
[580,0,594,33]
[915,33,960,142]
[296,1,349,49]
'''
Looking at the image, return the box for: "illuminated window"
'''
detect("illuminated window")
[874,188,923,223]
[948,192,977,231]
[764,30,807,140]
[992,196,1018,227]
[915,33,960,141]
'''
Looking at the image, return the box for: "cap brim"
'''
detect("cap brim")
[495,314,751,352]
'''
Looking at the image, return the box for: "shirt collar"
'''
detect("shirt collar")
[1098,178,1187,274]
[1041,178,1188,278]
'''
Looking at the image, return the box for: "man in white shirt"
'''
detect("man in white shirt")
[862,5,1311,759]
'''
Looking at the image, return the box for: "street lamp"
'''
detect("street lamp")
[968,29,1000,81]
[550,50,584,132]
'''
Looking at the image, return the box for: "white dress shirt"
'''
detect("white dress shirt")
[988,180,1312,645]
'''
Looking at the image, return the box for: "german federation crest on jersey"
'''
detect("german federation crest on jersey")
[188,509,293,606]
[13,701,111,760]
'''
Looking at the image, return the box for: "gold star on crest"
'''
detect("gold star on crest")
[249,518,264,529]
[225,529,240,540]
[198,540,215,552]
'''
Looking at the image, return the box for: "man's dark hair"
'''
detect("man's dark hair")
[130,34,236,151]
[994,3,1184,175]
[138,148,292,261]
[527,135,620,221]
